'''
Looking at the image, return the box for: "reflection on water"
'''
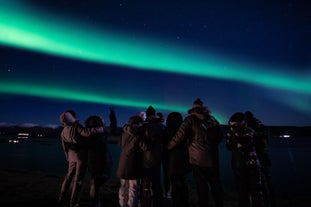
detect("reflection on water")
[0,136,310,197]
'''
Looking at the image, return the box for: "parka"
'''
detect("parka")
[167,107,223,168]
[61,121,101,162]
[117,124,147,179]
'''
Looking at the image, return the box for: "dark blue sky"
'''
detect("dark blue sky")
[0,0,310,127]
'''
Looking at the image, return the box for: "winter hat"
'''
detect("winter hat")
[60,110,77,125]
[192,98,204,108]
[146,105,156,117]
[229,112,245,126]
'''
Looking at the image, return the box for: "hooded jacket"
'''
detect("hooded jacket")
[60,112,103,162]
[167,107,223,167]
[226,123,261,172]
[117,123,147,179]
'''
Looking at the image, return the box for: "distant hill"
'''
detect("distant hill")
[0,125,122,143]
[0,125,63,138]
[0,125,310,142]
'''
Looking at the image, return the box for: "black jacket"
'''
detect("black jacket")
[142,116,165,169]
[168,108,223,167]
[226,124,260,171]
[117,124,147,179]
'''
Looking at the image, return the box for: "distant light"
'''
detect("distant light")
[17,132,29,139]
[9,139,19,143]
[279,134,292,138]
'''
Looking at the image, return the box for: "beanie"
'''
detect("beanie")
[229,112,245,125]
[192,98,204,108]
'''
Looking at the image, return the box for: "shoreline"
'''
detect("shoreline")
[0,169,310,207]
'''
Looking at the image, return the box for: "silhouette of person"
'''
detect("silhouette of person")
[226,112,265,207]
[58,110,103,207]
[85,115,112,207]
[140,106,165,207]
[167,98,224,207]
[117,115,147,207]
[245,111,275,207]
[109,108,118,135]
[156,112,171,199]
[163,112,191,207]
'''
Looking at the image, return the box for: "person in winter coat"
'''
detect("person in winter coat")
[163,112,191,207]
[85,115,113,207]
[226,112,265,207]
[245,111,275,207]
[167,98,224,207]
[140,106,165,207]
[117,115,147,207]
[58,110,104,207]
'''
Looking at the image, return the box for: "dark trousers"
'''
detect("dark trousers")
[59,160,87,206]
[89,172,109,205]
[162,159,171,196]
[261,167,276,207]
[141,167,163,207]
[234,166,265,207]
[192,165,224,207]
[171,175,189,207]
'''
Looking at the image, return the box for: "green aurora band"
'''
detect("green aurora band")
[0,2,310,94]
[0,81,225,123]
[0,2,309,122]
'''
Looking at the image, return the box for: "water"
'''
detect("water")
[0,136,310,197]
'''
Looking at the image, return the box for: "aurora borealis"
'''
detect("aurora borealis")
[0,0,310,126]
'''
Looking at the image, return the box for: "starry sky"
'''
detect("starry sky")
[0,0,310,127]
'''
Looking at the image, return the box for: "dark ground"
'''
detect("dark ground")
[0,169,309,207]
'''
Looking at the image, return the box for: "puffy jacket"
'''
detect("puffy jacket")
[245,117,271,169]
[61,121,101,162]
[163,126,191,176]
[117,124,147,179]
[168,108,223,167]
[226,124,260,171]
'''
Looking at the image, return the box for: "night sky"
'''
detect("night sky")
[0,0,310,127]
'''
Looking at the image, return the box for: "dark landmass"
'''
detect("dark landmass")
[0,125,122,144]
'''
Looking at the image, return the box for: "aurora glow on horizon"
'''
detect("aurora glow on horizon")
[0,0,310,126]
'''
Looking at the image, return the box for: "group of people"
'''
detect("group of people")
[58,98,275,207]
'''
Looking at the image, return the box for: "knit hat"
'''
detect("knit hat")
[188,98,210,114]
[229,112,245,126]
[146,105,156,117]
[192,98,204,108]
